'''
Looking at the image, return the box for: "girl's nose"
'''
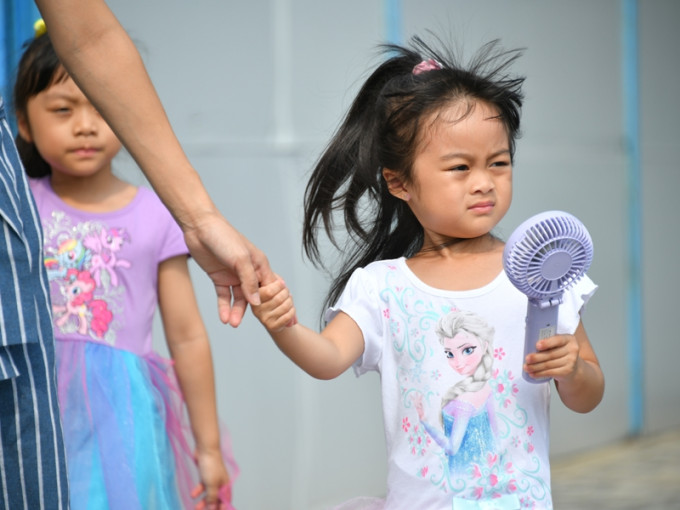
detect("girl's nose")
[470,168,495,194]
[73,108,98,136]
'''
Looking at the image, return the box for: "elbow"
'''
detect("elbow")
[308,366,346,381]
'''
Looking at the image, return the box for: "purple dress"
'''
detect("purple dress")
[29,177,237,510]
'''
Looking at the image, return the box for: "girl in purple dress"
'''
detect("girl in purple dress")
[13,24,237,510]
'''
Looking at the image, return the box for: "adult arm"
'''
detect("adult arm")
[34,0,273,326]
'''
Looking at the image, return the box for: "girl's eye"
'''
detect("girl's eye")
[491,160,510,168]
[462,346,476,356]
[449,165,468,172]
[445,351,454,359]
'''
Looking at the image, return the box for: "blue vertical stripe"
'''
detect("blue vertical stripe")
[1,0,40,132]
[622,0,644,436]
[384,0,403,45]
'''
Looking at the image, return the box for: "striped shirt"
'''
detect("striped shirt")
[0,98,69,509]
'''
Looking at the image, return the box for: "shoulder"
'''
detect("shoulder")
[133,187,175,219]
[358,257,405,277]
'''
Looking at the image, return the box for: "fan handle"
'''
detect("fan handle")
[523,299,559,383]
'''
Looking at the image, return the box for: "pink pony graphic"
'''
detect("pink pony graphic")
[54,269,113,338]
[83,227,131,287]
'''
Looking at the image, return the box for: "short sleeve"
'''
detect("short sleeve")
[557,274,598,335]
[140,188,189,262]
[324,267,386,376]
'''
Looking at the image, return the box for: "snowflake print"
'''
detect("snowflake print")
[402,417,411,433]
[527,426,534,437]
[411,363,426,384]
[383,309,390,319]
[494,347,507,360]
[430,369,442,381]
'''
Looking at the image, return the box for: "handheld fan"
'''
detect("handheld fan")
[503,211,593,383]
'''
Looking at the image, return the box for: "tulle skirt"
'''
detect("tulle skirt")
[56,339,238,510]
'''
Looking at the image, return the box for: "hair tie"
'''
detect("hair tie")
[412,58,442,76]
[34,18,47,38]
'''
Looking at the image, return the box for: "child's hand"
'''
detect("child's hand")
[251,276,297,333]
[523,333,580,382]
[191,449,232,510]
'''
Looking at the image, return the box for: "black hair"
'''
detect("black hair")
[13,33,68,177]
[303,35,525,315]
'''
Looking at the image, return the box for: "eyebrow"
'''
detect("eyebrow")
[43,91,79,102]
[440,149,511,161]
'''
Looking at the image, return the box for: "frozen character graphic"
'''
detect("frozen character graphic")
[53,268,113,338]
[413,309,498,476]
[83,227,132,287]
[44,238,89,280]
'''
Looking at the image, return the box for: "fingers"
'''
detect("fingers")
[524,334,579,379]
[236,239,275,307]
[214,284,234,326]
[226,285,247,328]
[192,482,230,510]
[251,278,296,332]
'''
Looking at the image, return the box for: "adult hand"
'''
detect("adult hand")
[183,210,274,327]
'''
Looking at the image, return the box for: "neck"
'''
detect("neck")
[49,169,136,213]
[415,233,499,258]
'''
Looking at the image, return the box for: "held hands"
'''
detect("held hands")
[182,210,275,328]
[251,277,297,332]
[191,448,233,510]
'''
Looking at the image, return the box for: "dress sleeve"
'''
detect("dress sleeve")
[142,187,189,262]
[557,274,598,335]
[324,267,386,376]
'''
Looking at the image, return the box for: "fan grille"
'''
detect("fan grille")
[503,211,593,300]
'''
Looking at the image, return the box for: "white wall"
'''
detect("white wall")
[108,1,680,508]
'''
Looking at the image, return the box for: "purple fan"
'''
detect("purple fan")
[503,211,593,383]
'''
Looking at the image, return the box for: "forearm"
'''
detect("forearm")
[555,358,605,413]
[270,323,358,380]
[35,0,216,230]
[170,337,222,453]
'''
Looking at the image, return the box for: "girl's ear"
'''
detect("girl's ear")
[16,113,33,143]
[382,168,411,201]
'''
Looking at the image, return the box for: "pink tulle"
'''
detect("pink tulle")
[146,352,240,509]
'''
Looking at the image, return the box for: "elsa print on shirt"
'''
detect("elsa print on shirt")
[413,309,498,476]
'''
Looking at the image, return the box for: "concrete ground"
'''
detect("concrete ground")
[551,427,680,509]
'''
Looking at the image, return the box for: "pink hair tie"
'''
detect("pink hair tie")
[412,58,442,75]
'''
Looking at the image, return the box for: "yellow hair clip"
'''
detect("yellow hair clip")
[34,18,47,38]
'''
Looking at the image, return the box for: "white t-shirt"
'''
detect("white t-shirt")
[327,257,596,510]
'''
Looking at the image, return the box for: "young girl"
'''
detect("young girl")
[252,36,604,510]
[13,26,237,510]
